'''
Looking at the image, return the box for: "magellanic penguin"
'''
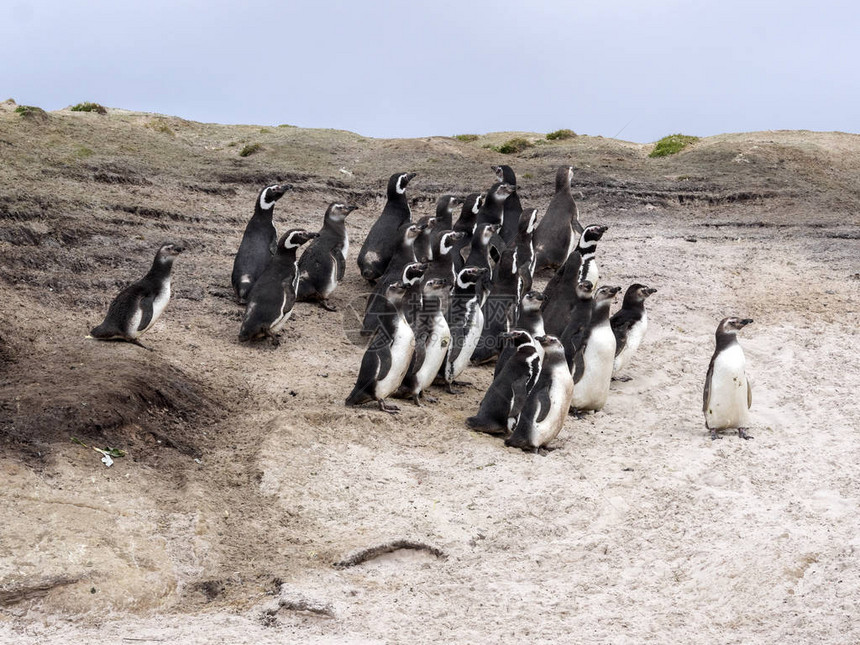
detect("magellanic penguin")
[533,166,583,272]
[395,277,452,406]
[357,172,416,283]
[424,230,466,287]
[414,215,437,263]
[429,195,461,252]
[361,223,424,335]
[238,230,318,344]
[494,165,524,245]
[611,284,657,378]
[703,317,754,440]
[89,243,184,349]
[296,202,358,311]
[443,266,488,393]
[541,224,608,337]
[505,335,574,452]
[451,192,485,274]
[345,282,416,414]
[471,239,521,365]
[231,183,291,303]
[467,330,542,435]
[570,285,621,416]
[510,207,538,296]
[464,222,501,280]
[475,182,515,263]
[495,291,546,377]
[559,280,595,370]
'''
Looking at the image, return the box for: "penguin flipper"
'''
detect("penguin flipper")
[572,346,586,384]
[136,293,155,332]
[508,374,532,420]
[334,245,346,282]
[534,387,553,424]
[703,357,716,415]
[367,326,393,383]
[747,379,752,409]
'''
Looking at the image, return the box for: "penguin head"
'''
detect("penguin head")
[417,216,436,232]
[520,208,538,235]
[535,334,563,350]
[493,183,516,201]
[401,262,428,285]
[327,203,358,222]
[400,223,423,244]
[455,266,487,288]
[555,166,574,189]
[520,290,545,311]
[280,229,319,250]
[436,195,461,218]
[472,193,486,214]
[156,243,185,263]
[423,277,451,294]
[575,280,595,299]
[493,165,516,186]
[478,223,498,244]
[258,183,290,211]
[594,284,621,303]
[438,230,465,255]
[581,224,608,245]
[385,281,408,304]
[390,172,417,196]
[718,317,753,335]
[626,283,657,304]
[501,329,534,347]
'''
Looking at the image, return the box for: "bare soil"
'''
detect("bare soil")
[1,100,859,643]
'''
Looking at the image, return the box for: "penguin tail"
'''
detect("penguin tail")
[466,415,506,435]
[295,278,315,301]
[345,388,373,408]
[504,427,534,451]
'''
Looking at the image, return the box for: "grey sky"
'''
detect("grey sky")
[3,0,857,142]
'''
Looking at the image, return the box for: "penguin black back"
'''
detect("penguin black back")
[494,165,524,245]
[357,172,417,283]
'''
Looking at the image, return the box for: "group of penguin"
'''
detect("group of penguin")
[87,164,756,449]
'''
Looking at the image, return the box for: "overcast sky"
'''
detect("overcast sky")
[3,0,857,142]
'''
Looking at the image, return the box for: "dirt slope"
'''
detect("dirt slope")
[1,101,859,643]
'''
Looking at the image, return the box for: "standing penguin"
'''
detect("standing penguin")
[511,207,538,296]
[463,223,501,279]
[541,224,608,337]
[533,166,583,272]
[467,330,542,435]
[505,335,575,452]
[231,183,291,303]
[611,284,658,378]
[443,266,488,393]
[559,280,596,370]
[471,240,522,365]
[451,193,485,274]
[357,172,416,283]
[494,165,524,245]
[238,230,318,344]
[570,285,621,416]
[296,202,358,311]
[703,317,754,440]
[414,215,437,263]
[424,230,466,287]
[429,194,461,251]
[89,243,184,349]
[345,282,416,414]
[495,291,546,377]
[395,277,452,406]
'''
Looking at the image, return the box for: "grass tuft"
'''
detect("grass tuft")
[70,102,107,115]
[454,134,479,142]
[546,129,576,141]
[494,137,533,155]
[649,134,699,158]
[239,143,262,157]
[145,118,175,137]
[14,105,49,121]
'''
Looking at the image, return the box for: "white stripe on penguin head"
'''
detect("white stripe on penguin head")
[260,185,279,211]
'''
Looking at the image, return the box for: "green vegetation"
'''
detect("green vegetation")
[145,118,175,136]
[259,128,271,134]
[74,146,95,159]
[494,137,533,155]
[649,134,699,158]
[546,128,576,141]
[454,134,479,142]
[239,142,262,157]
[70,102,107,114]
[14,105,48,120]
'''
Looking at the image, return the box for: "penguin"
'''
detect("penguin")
[533,166,583,272]
[463,223,501,279]
[493,165,524,245]
[541,224,608,337]
[296,202,358,311]
[429,194,461,251]
[357,172,416,283]
[475,182,515,263]
[361,223,424,335]
[611,284,658,378]
[231,183,291,303]
[494,290,546,378]
[345,282,416,414]
[510,207,538,296]
[505,335,575,452]
[559,280,595,370]
[703,317,754,440]
[451,192,485,274]
[467,330,542,435]
[399,262,428,326]
[395,277,452,406]
[424,230,466,287]
[89,242,184,349]
[238,229,318,344]
[443,266,488,393]
[569,285,621,416]
[414,215,437,263]
[470,239,521,365]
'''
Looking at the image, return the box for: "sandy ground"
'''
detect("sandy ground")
[1,106,859,643]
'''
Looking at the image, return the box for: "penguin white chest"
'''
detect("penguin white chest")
[340,236,349,263]
[706,345,749,429]
[572,324,616,411]
[137,279,171,337]
[377,319,415,398]
[416,313,450,390]
[532,366,575,446]
[614,313,648,373]
[451,304,484,379]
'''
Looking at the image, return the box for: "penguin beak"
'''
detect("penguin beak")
[345,205,359,214]
[405,172,418,183]
[740,318,753,327]
[646,287,657,295]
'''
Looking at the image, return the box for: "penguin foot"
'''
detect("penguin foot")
[568,408,585,419]
[445,383,463,395]
[412,395,423,407]
[738,428,754,440]
[321,300,338,312]
[612,375,632,382]
[377,399,400,414]
[129,339,153,351]
[710,429,722,440]
[423,394,438,404]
